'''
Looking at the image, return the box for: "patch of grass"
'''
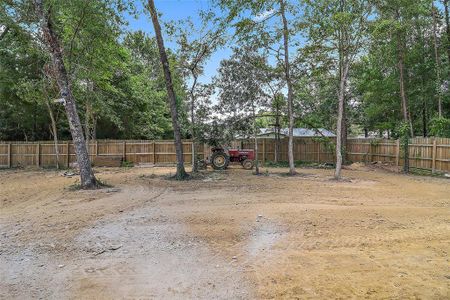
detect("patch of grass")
[264,160,334,169]
[96,178,113,188]
[121,160,134,168]
[276,172,314,178]
[67,180,82,191]
[408,168,449,178]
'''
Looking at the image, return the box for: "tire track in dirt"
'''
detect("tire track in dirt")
[67,184,253,299]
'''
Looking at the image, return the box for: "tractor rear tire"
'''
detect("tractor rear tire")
[242,159,254,170]
[211,152,229,170]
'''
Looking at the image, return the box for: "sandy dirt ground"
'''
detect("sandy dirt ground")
[0,165,449,299]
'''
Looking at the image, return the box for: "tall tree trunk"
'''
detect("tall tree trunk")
[397,33,414,137]
[0,26,9,40]
[444,0,450,64]
[335,62,349,180]
[422,101,428,137]
[274,102,281,163]
[280,0,296,175]
[85,99,91,154]
[337,3,348,166]
[33,100,37,140]
[84,80,94,153]
[252,105,259,175]
[147,0,187,180]
[45,99,60,169]
[432,3,443,117]
[341,96,347,164]
[190,73,198,173]
[92,114,97,140]
[34,0,96,188]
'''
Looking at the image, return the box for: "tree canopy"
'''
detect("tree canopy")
[0,0,449,144]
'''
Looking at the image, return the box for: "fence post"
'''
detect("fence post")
[317,142,320,163]
[66,141,70,168]
[153,141,156,164]
[8,143,11,168]
[431,138,437,174]
[123,141,126,162]
[191,141,195,165]
[36,143,40,167]
[95,140,99,156]
[262,139,266,166]
[395,139,400,166]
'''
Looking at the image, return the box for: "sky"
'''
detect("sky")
[124,0,232,84]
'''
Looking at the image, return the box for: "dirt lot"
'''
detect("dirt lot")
[0,165,449,299]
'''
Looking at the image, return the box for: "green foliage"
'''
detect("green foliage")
[1,0,448,145]
[121,160,134,168]
[312,136,336,152]
[398,122,410,140]
[0,1,188,141]
[215,46,271,139]
[429,117,450,137]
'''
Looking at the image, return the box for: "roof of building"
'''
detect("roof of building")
[258,128,336,137]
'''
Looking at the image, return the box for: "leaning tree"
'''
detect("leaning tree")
[147,0,188,179]
[33,0,97,188]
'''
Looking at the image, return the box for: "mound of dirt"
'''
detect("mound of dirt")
[344,162,368,171]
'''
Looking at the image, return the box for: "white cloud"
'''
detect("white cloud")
[253,9,275,22]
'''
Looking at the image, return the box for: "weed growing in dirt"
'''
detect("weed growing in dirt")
[67,178,112,191]
[265,160,334,169]
[121,160,134,168]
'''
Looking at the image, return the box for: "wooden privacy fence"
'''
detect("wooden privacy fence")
[0,140,205,169]
[0,137,449,172]
[239,137,335,164]
[346,137,450,173]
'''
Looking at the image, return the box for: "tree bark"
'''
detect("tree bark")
[0,26,9,40]
[34,0,96,188]
[189,72,198,173]
[335,62,349,180]
[280,0,296,175]
[85,99,91,154]
[252,105,259,175]
[397,31,414,137]
[147,0,187,179]
[444,0,450,64]
[45,99,60,169]
[432,3,443,117]
[341,95,347,164]
[422,101,428,137]
[92,114,97,140]
[274,100,281,163]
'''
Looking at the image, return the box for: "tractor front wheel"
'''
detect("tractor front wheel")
[211,152,229,170]
[197,159,207,170]
[242,159,254,170]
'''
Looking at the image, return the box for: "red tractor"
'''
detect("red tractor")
[201,147,255,170]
